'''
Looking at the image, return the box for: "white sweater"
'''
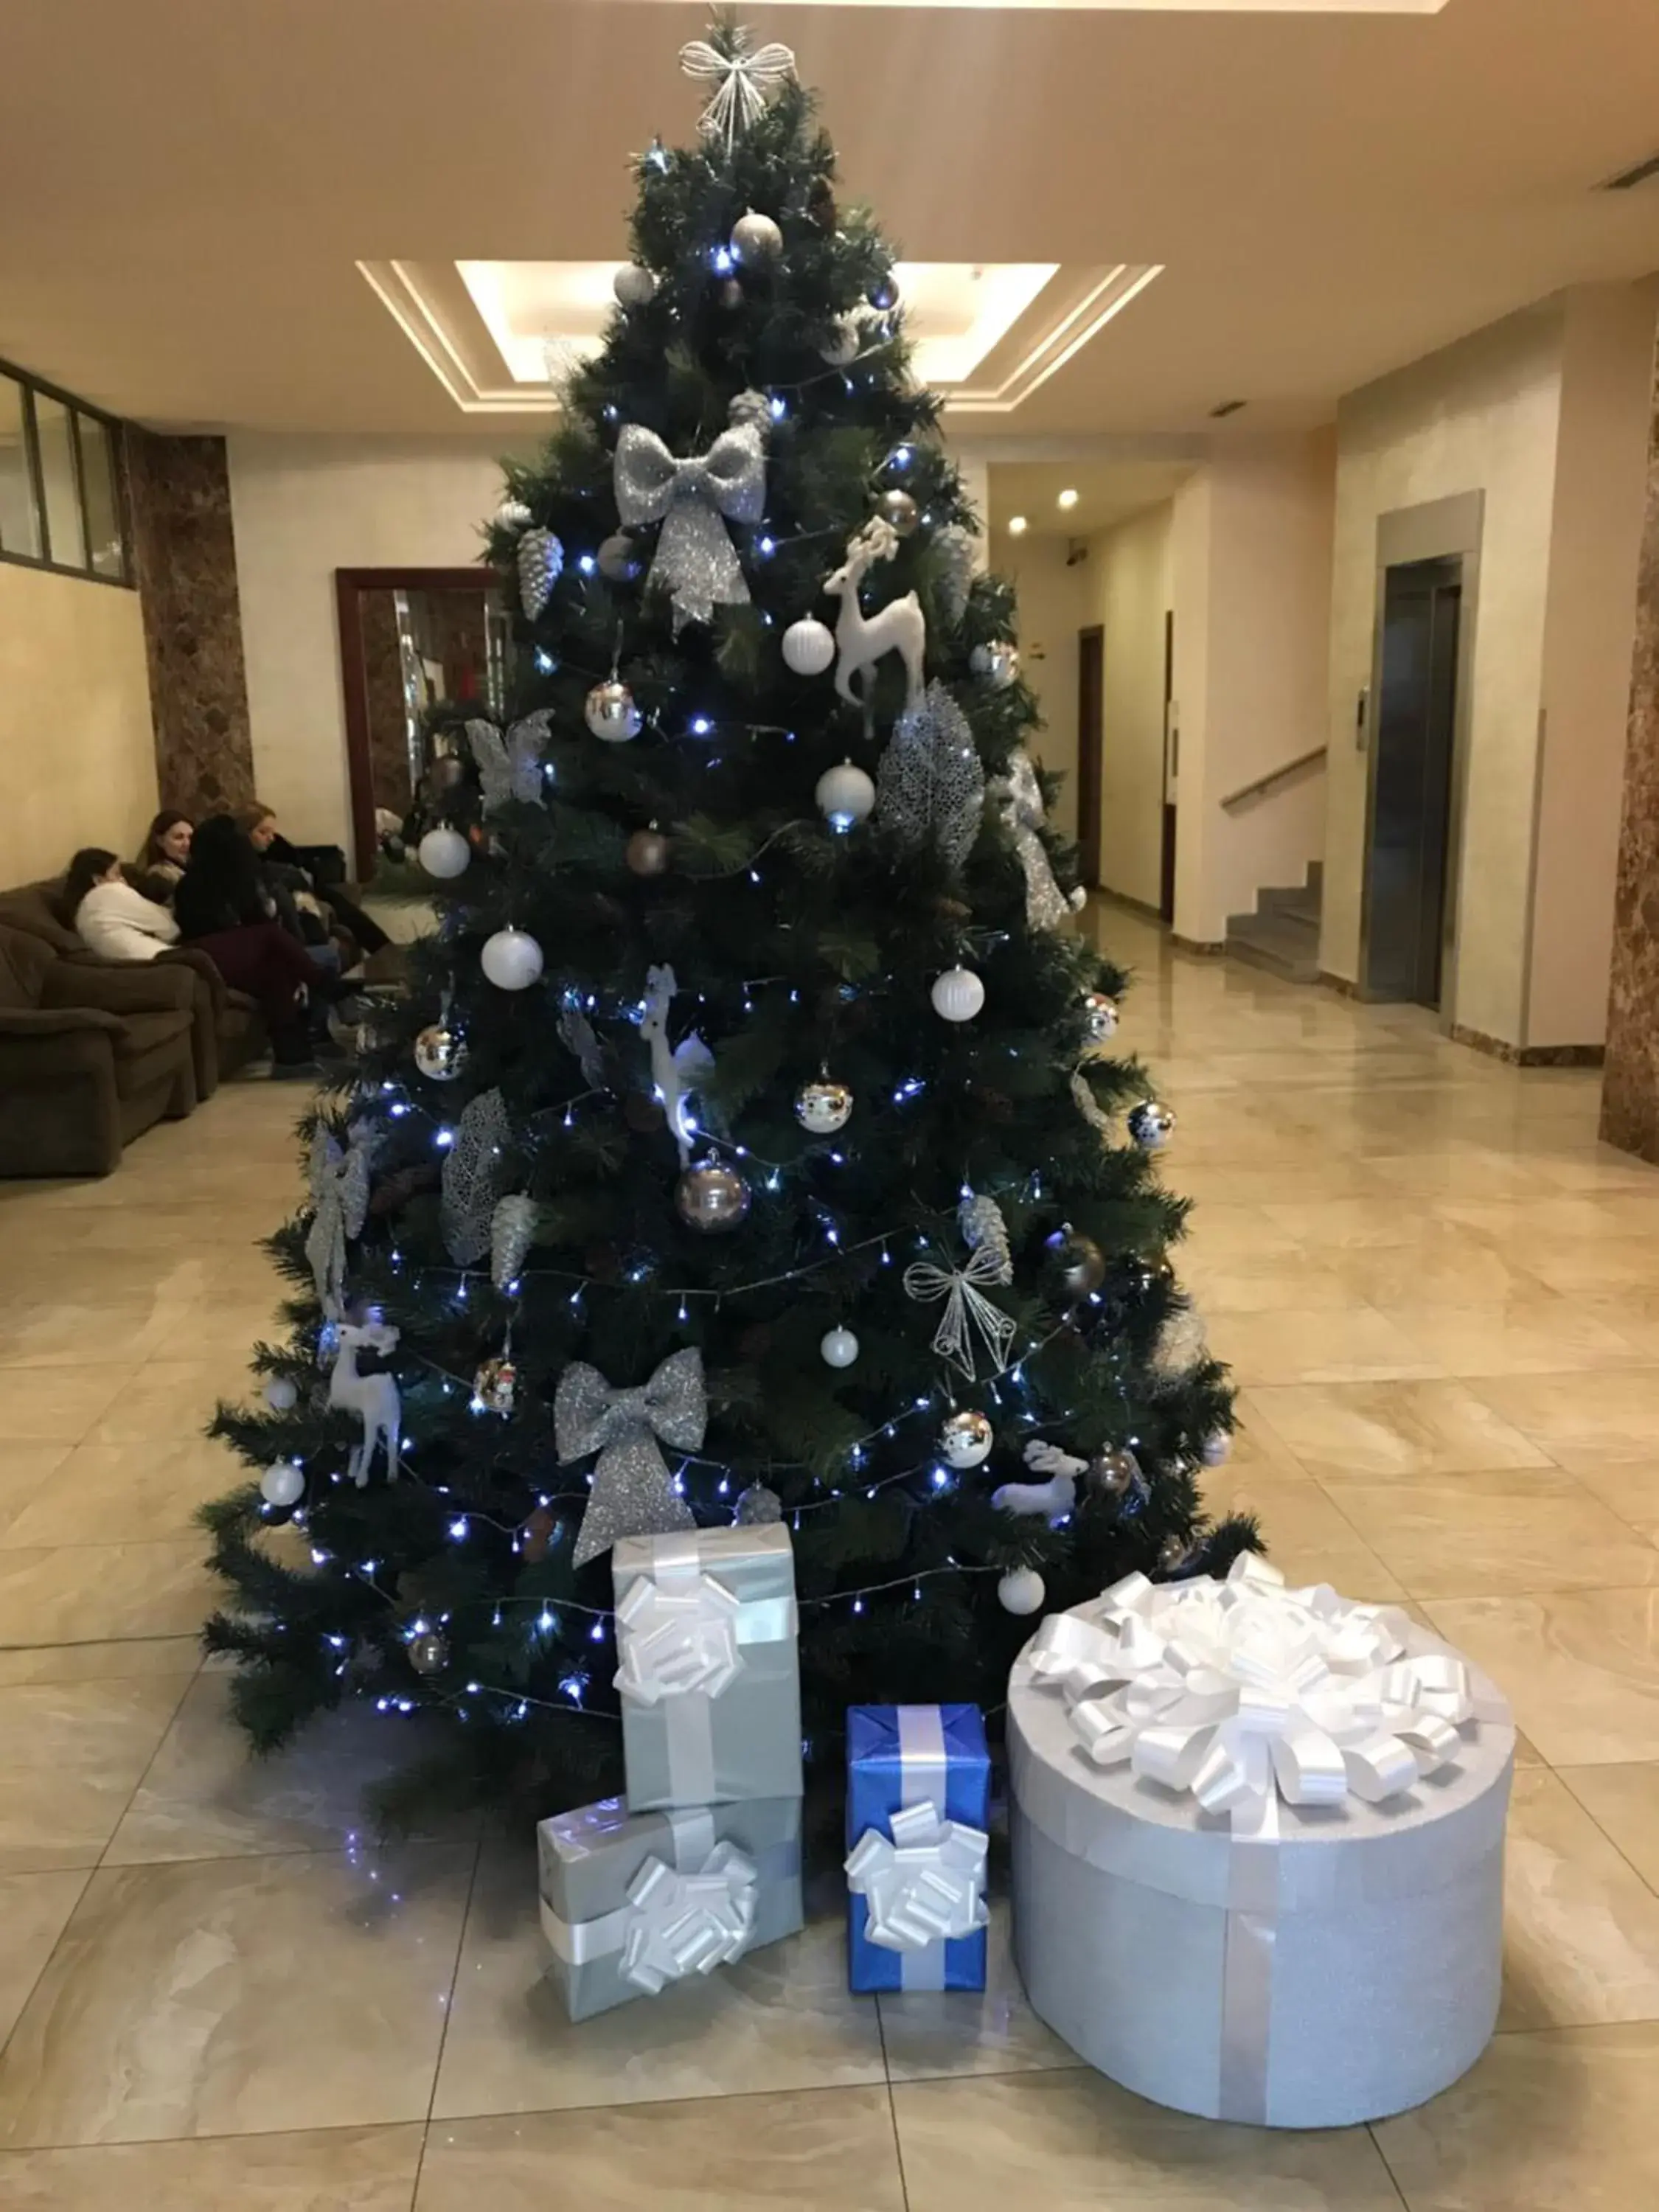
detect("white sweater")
[76,879,181,964]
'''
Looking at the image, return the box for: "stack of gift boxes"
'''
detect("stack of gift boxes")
[538,1523,992,2016]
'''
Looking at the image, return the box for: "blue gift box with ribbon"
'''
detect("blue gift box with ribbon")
[844,1703,991,1994]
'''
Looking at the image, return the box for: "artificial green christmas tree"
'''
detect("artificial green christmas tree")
[204,19,1248,1826]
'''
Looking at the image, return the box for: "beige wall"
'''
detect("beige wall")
[1007,535,1083,841]
[228,433,526,848]
[1086,501,1172,909]
[1321,303,1565,1037]
[1530,283,1659,1048]
[0,563,156,887]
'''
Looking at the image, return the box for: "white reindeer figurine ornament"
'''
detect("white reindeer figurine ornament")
[822,518,926,727]
[330,1318,403,1488]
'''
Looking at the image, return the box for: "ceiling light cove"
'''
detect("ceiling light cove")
[360,257,1160,420]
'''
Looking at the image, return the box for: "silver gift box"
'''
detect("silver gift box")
[1008,1593,1514,2129]
[538,1795,804,2022]
[612,1525,804,1809]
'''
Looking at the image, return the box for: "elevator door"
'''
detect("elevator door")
[1363,557,1462,1008]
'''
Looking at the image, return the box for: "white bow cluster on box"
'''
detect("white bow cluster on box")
[1026,1553,1502,1823]
[845,1801,990,1953]
[614,1564,744,1706]
[619,1843,759,1994]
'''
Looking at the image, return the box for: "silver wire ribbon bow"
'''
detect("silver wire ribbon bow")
[613,414,767,633]
[678,29,796,148]
[904,1243,1018,1382]
[305,1124,373,1319]
[619,1843,759,1994]
[466,711,552,813]
[844,1802,990,1952]
[556,1347,705,1568]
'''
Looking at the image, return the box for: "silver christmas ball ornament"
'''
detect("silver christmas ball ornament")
[1158,1536,1192,1576]
[867,271,901,312]
[1046,1223,1106,1299]
[736,1483,783,1526]
[494,498,532,530]
[818,313,862,367]
[877,488,919,538]
[480,926,544,992]
[795,1078,853,1135]
[613,263,657,310]
[940,1408,994,1469]
[998,1567,1046,1616]
[417,826,470,880]
[585,678,642,743]
[731,208,785,266]
[597,532,643,583]
[971,639,1020,690]
[1082,991,1119,1043]
[931,966,985,1023]
[260,1458,305,1509]
[263,1377,299,1414]
[820,1326,860,1370]
[815,759,877,830]
[472,1357,517,1416]
[414,1023,467,1082]
[1128,1099,1177,1150]
[407,1630,449,1676]
[1090,1447,1141,1498]
[782,616,835,677]
[1200,1430,1233,1467]
[675,1159,752,1233]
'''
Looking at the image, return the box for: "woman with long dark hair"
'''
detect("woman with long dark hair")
[66,847,181,963]
[133,809,194,901]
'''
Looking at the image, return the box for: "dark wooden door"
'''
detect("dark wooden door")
[1159,608,1177,923]
[1077,625,1104,888]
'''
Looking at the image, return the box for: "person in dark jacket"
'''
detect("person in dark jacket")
[238,802,391,959]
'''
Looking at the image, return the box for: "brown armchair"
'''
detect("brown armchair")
[0,924,198,1178]
[0,876,265,1093]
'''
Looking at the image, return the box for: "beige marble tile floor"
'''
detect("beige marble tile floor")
[4,915,1659,2205]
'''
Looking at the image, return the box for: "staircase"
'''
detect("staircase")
[1225,862,1322,984]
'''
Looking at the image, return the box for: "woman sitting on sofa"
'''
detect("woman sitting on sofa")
[66,847,181,962]
[133,809,194,903]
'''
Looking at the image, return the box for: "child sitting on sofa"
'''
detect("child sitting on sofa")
[65,847,180,962]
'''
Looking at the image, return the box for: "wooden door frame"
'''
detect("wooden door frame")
[335,565,496,881]
[1076,624,1104,889]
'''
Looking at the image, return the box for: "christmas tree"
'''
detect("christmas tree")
[203,18,1248,1826]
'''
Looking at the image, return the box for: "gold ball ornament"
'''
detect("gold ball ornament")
[625,828,671,877]
[1046,1223,1106,1299]
[675,1160,752,1233]
[795,1078,853,1135]
[1082,991,1119,1043]
[414,1023,467,1082]
[471,1357,517,1416]
[877,488,919,538]
[940,1408,995,1469]
[407,1631,449,1676]
[585,679,642,743]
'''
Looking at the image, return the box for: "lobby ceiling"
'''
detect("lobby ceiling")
[1,0,1657,439]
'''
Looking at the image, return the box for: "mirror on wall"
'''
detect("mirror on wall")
[335,566,512,878]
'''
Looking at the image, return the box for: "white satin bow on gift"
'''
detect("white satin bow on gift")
[613,1565,745,1706]
[1026,1554,1496,1821]
[619,1843,759,1994]
[844,1801,990,1952]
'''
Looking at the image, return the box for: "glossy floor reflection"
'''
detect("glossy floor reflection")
[3,909,1659,2205]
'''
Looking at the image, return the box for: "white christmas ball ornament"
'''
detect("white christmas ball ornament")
[818,314,862,367]
[481,927,544,992]
[260,1458,306,1509]
[815,760,876,831]
[613,263,657,309]
[782,617,835,677]
[263,1377,299,1414]
[931,967,985,1023]
[731,208,784,266]
[998,1567,1046,1616]
[820,1326,860,1369]
[494,498,532,530]
[417,826,470,880]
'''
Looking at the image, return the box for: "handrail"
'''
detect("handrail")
[1220,745,1328,813]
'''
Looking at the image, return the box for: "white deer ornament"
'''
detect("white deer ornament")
[822,518,926,727]
[330,1318,403,1488]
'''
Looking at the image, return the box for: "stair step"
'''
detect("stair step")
[1257,883,1321,919]
[1225,908,1321,984]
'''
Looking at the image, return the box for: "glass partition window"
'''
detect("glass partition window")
[0,358,129,586]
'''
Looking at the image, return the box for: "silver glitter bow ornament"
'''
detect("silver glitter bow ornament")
[556,1346,705,1568]
[613,397,768,633]
[1025,1554,1507,1837]
[844,1802,990,1952]
[305,1123,374,1319]
[619,1843,759,1994]
[903,1242,1017,1384]
[678,26,796,148]
[440,1088,513,1265]
[992,748,1083,931]
[466,711,552,813]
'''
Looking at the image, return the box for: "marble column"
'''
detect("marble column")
[1601,330,1659,1158]
[125,431,256,819]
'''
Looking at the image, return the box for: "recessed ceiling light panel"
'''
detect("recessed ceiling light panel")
[1008,515,1029,536]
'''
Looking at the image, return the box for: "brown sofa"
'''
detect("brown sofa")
[0,877,265,1095]
[0,923,198,1176]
